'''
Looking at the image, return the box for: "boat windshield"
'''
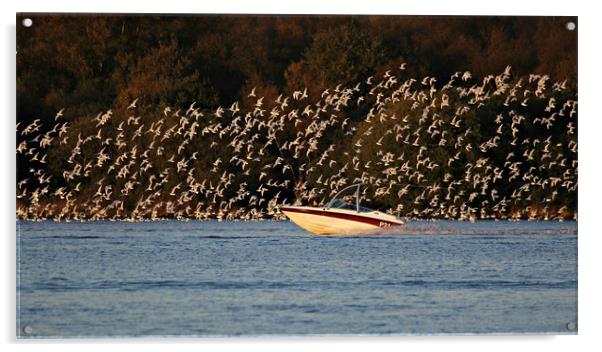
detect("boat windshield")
[329,199,374,212]
[326,183,374,212]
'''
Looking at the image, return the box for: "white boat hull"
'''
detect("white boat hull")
[280,205,404,235]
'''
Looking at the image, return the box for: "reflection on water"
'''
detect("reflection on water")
[17,220,577,337]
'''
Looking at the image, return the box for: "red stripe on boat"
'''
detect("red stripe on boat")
[280,206,401,227]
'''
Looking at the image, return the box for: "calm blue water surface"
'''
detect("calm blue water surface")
[17,220,577,337]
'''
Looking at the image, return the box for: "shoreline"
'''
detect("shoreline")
[15,214,578,223]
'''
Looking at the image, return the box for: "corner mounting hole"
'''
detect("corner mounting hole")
[566,22,576,31]
[22,18,33,27]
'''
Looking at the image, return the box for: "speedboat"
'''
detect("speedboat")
[279,183,404,235]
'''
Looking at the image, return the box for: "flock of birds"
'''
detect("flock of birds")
[16,63,577,222]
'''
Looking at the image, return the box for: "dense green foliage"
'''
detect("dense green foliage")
[17,15,576,125]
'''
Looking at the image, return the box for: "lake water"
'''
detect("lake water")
[16,220,577,337]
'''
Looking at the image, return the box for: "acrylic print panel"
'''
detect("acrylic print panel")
[16,14,577,337]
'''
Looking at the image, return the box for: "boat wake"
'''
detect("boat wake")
[325,220,578,237]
